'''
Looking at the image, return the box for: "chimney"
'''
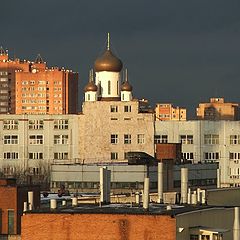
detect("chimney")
[50,199,57,209]
[143,177,150,210]
[181,168,188,204]
[157,162,163,203]
[233,207,240,240]
[100,167,111,204]
[72,197,78,206]
[28,191,34,210]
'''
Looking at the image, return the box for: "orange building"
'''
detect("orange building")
[196,98,240,120]
[0,47,78,114]
[155,103,186,121]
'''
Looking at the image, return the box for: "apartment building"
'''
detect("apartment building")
[155,103,186,121]
[0,48,78,114]
[196,97,240,120]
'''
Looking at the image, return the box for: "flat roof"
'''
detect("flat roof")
[26,203,215,216]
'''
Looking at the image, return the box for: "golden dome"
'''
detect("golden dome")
[121,81,132,91]
[94,49,123,72]
[84,81,97,92]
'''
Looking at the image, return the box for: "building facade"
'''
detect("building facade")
[196,97,240,120]
[0,114,79,179]
[155,120,240,187]
[0,48,78,114]
[155,103,187,121]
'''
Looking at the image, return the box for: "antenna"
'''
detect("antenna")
[107,32,110,50]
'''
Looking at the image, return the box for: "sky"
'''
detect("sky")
[1,0,240,117]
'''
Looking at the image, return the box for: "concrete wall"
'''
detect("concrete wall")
[207,187,240,206]
[176,207,234,240]
[50,163,217,193]
[21,213,176,240]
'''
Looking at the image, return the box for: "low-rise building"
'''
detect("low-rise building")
[0,178,40,239]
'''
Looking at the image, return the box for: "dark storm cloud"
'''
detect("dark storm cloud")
[1,0,240,117]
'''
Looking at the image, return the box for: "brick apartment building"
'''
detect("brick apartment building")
[155,103,187,121]
[0,178,40,239]
[0,47,78,114]
[196,97,240,120]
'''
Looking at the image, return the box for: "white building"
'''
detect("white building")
[0,114,79,176]
[155,120,240,187]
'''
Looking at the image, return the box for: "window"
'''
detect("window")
[230,152,240,160]
[190,235,199,240]
[124,105,131,112]
[154,135,168,144]
[110,105,118,112]
[124,134,131,144]
[180,135,193,144]
[3,120,18,130]
[28,120,44,130]
[54,119,68,129]
[137,134,145,144]
[4,152,19,160]
[8,210,14,234]
[108,81,111,95]
[111,134,118,144]
[204,134,219,144]
[29,167,40,175]
[4,135,18,144]
[201,235,210,240]
[29,152,43,159]
[29,135,43,144]
[182,152,194,160]
[111,152,118,160]
[230,135,240,144]
[54,135,68,144]
[54,152,68,160]
[204,152,220,161]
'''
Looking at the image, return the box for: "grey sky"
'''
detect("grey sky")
[1,0,240,117]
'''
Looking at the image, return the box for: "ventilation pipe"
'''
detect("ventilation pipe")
[50,199,57,209]
[233,207,240,240]
[197,188,201,204]
[23,202,28,213]
[157,162,164,203]
[72,197,78,206]
[135,192,140,205]
[187,188,191,204]
[191,191,197,205]
[201,190,206,205]
[181,168,188,204]
[143,177,150,210]
[100,167,111,204]
[217,168,221,188]
[28,191,34,210]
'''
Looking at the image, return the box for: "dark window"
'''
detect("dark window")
[8,210,14,234]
